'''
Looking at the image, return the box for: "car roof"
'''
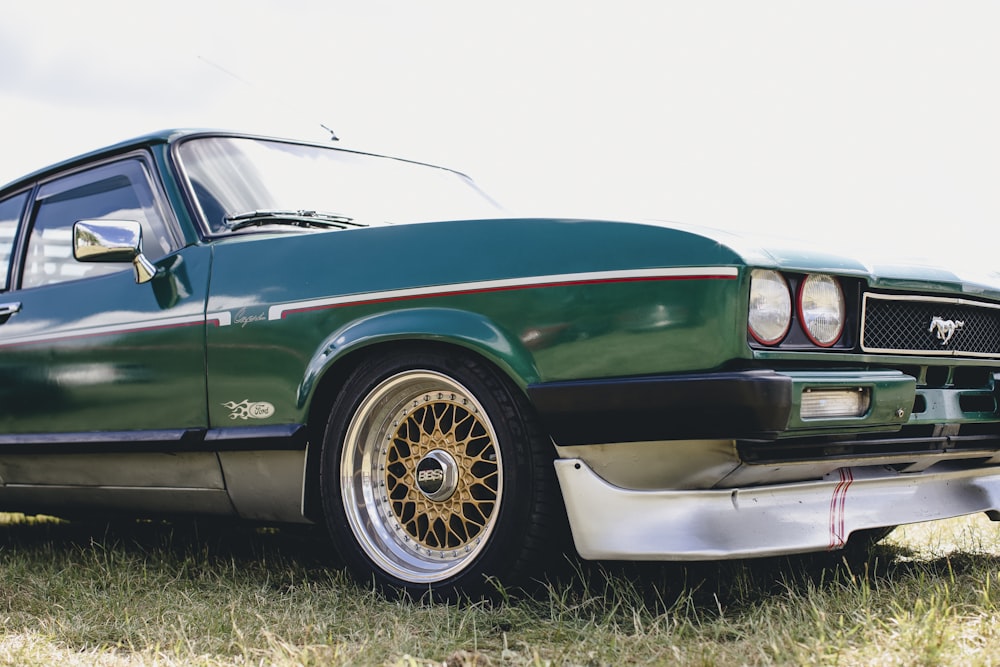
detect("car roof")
[0,129,467,197]
[0,129,204,195]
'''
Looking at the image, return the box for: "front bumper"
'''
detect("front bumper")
[555,458,1000,560]
[528,369,916,446]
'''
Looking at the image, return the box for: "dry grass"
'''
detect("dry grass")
[2,512,1000,665]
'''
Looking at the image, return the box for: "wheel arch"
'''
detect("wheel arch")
[299,308,543,521]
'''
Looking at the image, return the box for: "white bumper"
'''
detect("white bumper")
[555,458,1000,560]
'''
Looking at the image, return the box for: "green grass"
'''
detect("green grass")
[3,513,1000,665]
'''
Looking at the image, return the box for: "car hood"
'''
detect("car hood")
[219,214,1000,302]
[633,218,1000,301]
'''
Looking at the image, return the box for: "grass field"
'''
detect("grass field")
[3,512,1000,666]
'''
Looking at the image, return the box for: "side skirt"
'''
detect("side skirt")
[0,426,311,524]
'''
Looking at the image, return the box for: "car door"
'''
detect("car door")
[0,155,212,440]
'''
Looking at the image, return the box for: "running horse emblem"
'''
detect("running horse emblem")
[928,316,964,345]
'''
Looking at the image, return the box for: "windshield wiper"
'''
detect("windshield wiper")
[223,209,364,231]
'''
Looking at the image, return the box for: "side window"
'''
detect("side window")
[0,192,28,291]
[21,159,176,289]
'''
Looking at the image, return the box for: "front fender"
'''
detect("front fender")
[297,307,541,408]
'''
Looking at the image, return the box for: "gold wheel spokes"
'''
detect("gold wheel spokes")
[341,370,504,583]
[386,398,499,551]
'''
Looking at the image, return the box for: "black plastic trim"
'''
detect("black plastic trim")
[527,370,793,446]
[0,425,305,455]
[204,424,307,450]
[738,430,1000,464]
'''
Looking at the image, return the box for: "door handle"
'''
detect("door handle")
[0,302,22,318]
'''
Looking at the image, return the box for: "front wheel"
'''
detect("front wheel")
[319,349,560,598]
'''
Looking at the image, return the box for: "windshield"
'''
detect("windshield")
[175,136,504,234]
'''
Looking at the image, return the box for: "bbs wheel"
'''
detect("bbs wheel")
[320,348,558,598]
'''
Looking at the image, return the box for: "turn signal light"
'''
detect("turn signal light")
[801,388,870,419]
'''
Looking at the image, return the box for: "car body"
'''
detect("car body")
[2,129,1000,596]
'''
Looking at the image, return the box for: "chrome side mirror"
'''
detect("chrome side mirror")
[73,219,157,284]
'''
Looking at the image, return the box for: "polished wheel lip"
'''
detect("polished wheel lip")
[340,370,503,584]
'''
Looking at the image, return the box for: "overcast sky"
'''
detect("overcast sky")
[2,1,998,275]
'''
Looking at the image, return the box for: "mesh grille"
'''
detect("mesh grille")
[862,294,1000,357]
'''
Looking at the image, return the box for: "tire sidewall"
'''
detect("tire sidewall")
[319,348,541,597]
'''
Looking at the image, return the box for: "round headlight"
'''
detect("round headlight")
[798,274,845,347]
[748,269,792,345]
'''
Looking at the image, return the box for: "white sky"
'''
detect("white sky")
[2,1,998,275]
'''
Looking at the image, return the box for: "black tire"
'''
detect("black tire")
[843,525,897,557]
[319,347,560,599]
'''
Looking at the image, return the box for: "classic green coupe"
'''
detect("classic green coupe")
[2,130,1000,597]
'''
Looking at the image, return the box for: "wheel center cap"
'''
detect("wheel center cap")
[415,450,459,501]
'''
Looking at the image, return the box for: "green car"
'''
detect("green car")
[2,130,1000,597]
